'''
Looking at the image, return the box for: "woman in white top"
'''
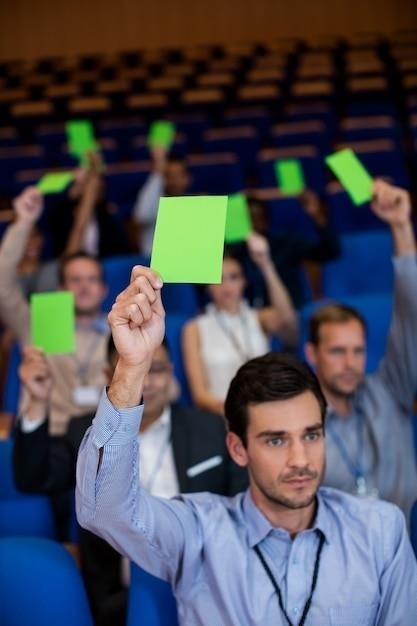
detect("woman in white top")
[182,233,298,415]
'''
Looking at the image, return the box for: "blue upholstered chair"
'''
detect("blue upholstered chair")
[0,536,93,626]
[322,230,393,298]
[0,437,56,539]
[127,562,179,626]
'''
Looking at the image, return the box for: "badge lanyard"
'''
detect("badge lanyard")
[326,411,366,493]
[254,530,325,626]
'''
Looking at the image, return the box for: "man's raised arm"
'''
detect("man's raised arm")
[76,266,198,582]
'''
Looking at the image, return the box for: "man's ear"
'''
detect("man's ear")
[304,342,317,367]
[226,432,248,467]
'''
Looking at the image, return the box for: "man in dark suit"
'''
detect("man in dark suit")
[13,336,247,626]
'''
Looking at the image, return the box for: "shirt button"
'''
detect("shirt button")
[293,607,299,615]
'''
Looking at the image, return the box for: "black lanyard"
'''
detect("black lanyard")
[254,529,325,626]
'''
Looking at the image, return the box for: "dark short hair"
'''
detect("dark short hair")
[222,245,245,268]
[58,252,104,285]
[308,303,367,346]
[224,352,327,446]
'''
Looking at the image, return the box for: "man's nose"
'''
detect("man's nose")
[287,439,308,468]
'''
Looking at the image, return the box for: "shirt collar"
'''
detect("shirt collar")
[243,488,333,548]
[141,406,172,438]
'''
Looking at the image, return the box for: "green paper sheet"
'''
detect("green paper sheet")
[151,196,227,283]
[274,159,306,195]
[225,194,252,243]
[148,121,176,150]
[36,172,74,195]
[31,291,75,354]
[325,148,373,205]
[66,120,97,163]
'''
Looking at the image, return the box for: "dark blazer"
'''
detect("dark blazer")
[13,405,248,626]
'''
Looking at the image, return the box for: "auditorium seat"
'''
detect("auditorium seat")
[257,146,327,195]
[322,230,393,298]
[202,126,260,169]
[127,562,179,626]
[187,152,244,194]
[326,183,387,233]
[271,120,331,155]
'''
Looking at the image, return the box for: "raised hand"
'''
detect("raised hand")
[108,265,165,368]
[106,266,165,407]
[246,232,271,269]
[371,180,411,228]
[13,187,43,225]
[19,346,53,406]
[299,189,327,227]
[151,146,168,174]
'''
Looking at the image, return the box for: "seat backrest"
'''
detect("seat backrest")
[165,313,193,406]
[127,562,179,626]
[2,341,21,415]
[0,536,93,626]
[101,254,150,311]
[0,437,20,499]
[327,186,386,233]
[187,152,245,194]
[322,230,393,298]
[0,497,56,539]
[0,437,56,538]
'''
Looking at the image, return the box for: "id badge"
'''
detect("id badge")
[355,477,379,499]
[73,385,100,407]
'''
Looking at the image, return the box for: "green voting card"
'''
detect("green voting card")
[225,194,252,243]
[148,121,176,150]
[31,291,75,354]
[66,120,97,163]
[36,172,74,195]
[325,148,373,205]
[274,159,306,195]
[151,196,227,283]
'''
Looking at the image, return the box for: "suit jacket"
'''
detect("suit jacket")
[13,405,248,625]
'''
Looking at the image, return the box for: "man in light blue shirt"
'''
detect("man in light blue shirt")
[76,212,417,625]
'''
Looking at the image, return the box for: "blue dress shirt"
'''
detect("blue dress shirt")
[76,391,417,626]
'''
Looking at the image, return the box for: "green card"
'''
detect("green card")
[274,159,306,195]
[325,148,373,205]
[66,120,97,163]
[151,196,227,283]
[36,172,74,195]
[225,194,252,243]
[148,121,176,150]
[31,291,75,354]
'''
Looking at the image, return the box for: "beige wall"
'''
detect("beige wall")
[0,0,416,61]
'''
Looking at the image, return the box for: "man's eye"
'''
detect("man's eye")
[267,438,283,447]
[305,432,320,441]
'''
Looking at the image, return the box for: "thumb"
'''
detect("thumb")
[152,285,165,318]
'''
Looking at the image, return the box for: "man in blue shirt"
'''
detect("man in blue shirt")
[76,192,417,626]
[304,179,417,520]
